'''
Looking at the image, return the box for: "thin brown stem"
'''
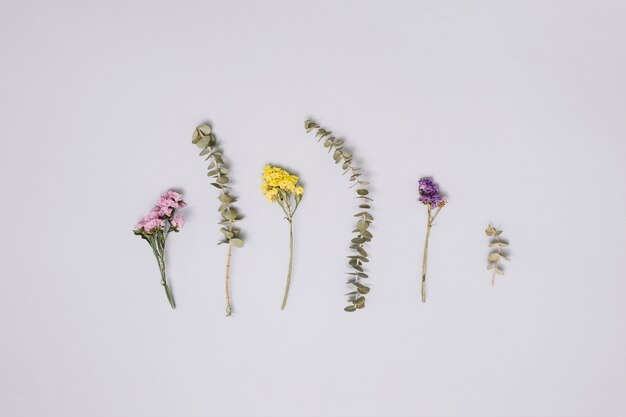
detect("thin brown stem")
[492,234,501,286]
[421,205,432,303]
[225,242,233,316]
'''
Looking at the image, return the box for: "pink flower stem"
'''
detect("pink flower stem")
[150,235,176,309]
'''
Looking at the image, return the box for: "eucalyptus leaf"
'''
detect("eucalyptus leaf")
[220,228,234,239]
[356,285,370,294]
[196,136,210,148]
[356,220,370,230]
[229,238,244,248]
[197,124,212,136]
[219,193,233,203]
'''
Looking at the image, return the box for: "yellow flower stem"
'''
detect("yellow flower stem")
[277,199,291,220]
[281,218,294,310]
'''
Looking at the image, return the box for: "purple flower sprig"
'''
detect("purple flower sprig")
[133,189,186,309]
[418,177,446,303]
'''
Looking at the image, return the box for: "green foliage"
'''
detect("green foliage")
[304,119,373,312]
[193,123,244,316]
[192,123,244,249]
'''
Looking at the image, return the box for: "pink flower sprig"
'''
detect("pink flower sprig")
[133,189,186,309]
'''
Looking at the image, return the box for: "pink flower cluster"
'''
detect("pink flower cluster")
[134,190,186,233]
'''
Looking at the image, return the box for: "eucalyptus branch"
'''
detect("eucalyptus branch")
[304,119,372,312]
[485,225,510,286]
[192,123,244,316]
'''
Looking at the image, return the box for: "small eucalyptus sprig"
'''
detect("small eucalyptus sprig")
[304,119,372,312]
[485,225,510,286]
[192,123,244,316]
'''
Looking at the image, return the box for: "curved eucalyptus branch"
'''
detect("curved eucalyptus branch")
[304,119,372,312]
[192,123,244,316]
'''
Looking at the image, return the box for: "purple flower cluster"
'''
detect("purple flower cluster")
[134,190,186,233]
[418,177,445,207]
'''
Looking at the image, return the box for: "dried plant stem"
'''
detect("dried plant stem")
[225,242,233,316]
[148,238,176,309]
[160,266,176,309]
[491,235,501,286]
[421,205,443,303]
[421,206,432,303]
[281,220,294,310]
[210,151,237,317]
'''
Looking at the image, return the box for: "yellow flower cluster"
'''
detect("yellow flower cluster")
[261,165,304,202]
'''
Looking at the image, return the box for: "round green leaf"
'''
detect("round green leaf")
[229,238,244,248]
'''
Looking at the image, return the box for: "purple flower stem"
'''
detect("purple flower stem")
[421,205,443,303]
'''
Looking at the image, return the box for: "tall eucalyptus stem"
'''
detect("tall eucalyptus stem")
[192,123,244,317]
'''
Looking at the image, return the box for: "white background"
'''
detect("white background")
[1,1,625,416]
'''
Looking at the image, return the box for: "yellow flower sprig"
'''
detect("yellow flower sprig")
[261,165,304,310]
